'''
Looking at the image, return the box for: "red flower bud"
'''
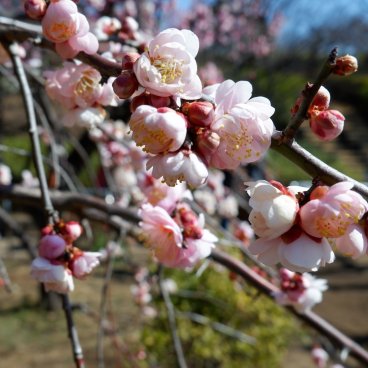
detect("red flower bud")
[113,70,139,99]
[183,101,214,127]
[24,0,46,20]
[121,52,140,70]
[309,109,345,141]
[147,94,171,109]
[130,94,148,112]
[196,129,220,164]
[334,55,358,76]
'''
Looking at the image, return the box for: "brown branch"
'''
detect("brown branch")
[0,185,141,225]
[210,249,368,366]
[271,132,368,198]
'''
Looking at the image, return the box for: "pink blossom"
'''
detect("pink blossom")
[203,80,275,169]
[309,110,345,141]
[233,221,255,247]
[24,0,47,20]
[39,234,66,260]
[147,150,208,188]
[131,282,152,305]
[42,0,98,57]
[31,257,74,293]
[249,232,335,273]
[139,204,216,268]
[217,195,239,219]
[133,28,202,99]
[273,269,328,313]
[311,346,329,368]
[138,173,192,213]
[139,203,183,266]
[129,106,187,154]
[300,182,368,238]
[246,180,298,239]
[334,224,368,258]
[44,63,117,110]
[0,164,12,185]
[71,252,101,279]
[92,16,122,40]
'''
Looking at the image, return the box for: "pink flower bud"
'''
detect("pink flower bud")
[64,221,83,242]
[196,129,220,164]
[24,0,47,20]
[113,70,139,99]
[71,252,100,279]
[41,224,54,236]
[309,109,345,141]
[310,86,330,112]
[39,235,66,260]
[334,55,358,76]
[121,52,140,70]
[183,101,214,127]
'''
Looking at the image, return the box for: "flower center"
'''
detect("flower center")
[75,70,99,99]
[152,58,183,84]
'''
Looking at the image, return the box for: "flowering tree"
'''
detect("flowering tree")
[0,1,367,367]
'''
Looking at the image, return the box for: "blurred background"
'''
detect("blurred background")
[1,0,368,367]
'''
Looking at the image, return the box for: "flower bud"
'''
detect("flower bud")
[39,235,66,260]
[147,94,171,109]
[63,221,83,242]
[121,52,140,70]
[334,55,358,76]
[41,224,54,236]
[113,70,139,99]
[310,86,330,112]
[309,109,345,141]
[130,94,149,112]
[183,101,214,127]
[24,0,47,20]
[196,129,220,164]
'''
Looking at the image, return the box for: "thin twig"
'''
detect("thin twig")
[282,48,338,141]
[6,41,57,223]
[97,243,117,368]
[62,294,86,368]
[0,256,13,293]
[158,267,188,368]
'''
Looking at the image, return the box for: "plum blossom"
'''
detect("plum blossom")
[334,224,368,258]
[203,80,275,169]
[300,182,368,239]
[0,164,12,186]
[309,110,345,141]
[31,257,74,293]
[233,221,255,247]
[129,106,187,154]
[71,252,101,279]
[44,63,117,110]
[92,16,122,40]
[138,173,192,213]
[249,232,335,273]
[133,28,202,99]
[311,346,329,368]
[217,194,239,219]
[42,0,98,58]
[147,150,208,188]
[273,268,328,313]
[139,203,217,268]
[246,180,298,239]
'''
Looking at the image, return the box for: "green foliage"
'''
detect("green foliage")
[141,262,298,368]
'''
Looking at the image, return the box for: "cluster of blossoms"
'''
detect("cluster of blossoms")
[139,199,217,268]
[44,62,117,127]
[112,28,275,188]
[247,180,368,272]
[273,268,328,313]
[31,220,100,293]
[25,0,99,58]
